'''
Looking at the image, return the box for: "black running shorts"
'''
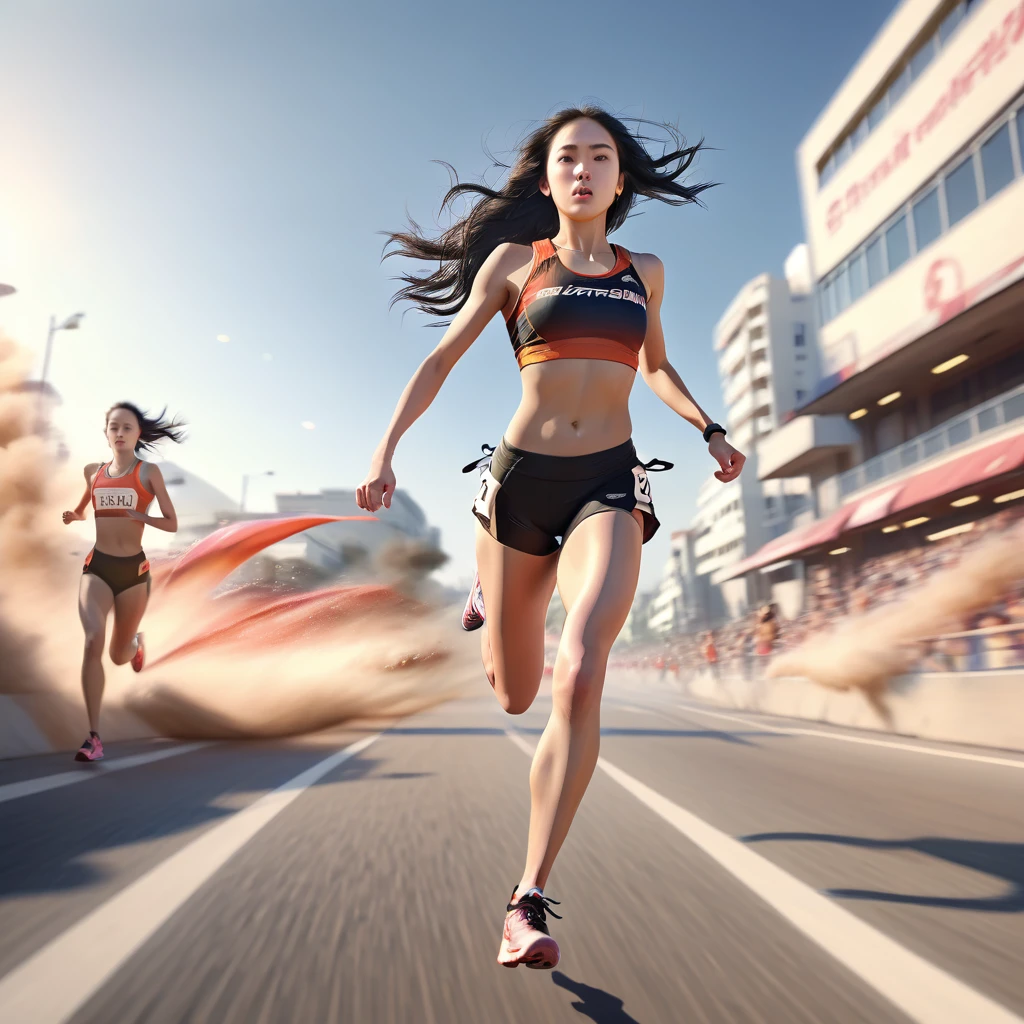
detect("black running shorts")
[464,438,672,557]
[83,547,152,597]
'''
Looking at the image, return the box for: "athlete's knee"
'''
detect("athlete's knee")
[552,651,605,718]
[109,647,131,666]
[83,632,104,660]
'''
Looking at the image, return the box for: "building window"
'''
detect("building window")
[945,154,979,227]
[912,187,942,250]
[796,389,806,401]
[848,251,867,302]
[1017,108,1024,166]
[884,215,910,275]
[981,123,1015,200]
[796,353,807,361]
[816,2,987,188]
[794,323,806,347]
[909,37,935,80]
[865,237,885,288]
[938,3,964,44]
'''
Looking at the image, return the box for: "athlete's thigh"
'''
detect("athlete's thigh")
[556,509,642,654]
[78,574,114,638]
[475,523,558,700]
[110,581,150,650]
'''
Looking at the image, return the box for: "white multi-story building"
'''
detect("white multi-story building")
[690,273,816,617]
[723,0,1024,600]
[646,528,703,635]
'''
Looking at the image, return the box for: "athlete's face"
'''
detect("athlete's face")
[105,408,141,454]
[540,118,624,220]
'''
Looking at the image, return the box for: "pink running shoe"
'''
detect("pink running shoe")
[74,733,104,762]
[131,632,145,673]
[461,572,486,632]
[497,887,561,969]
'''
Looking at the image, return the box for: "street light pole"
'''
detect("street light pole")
[240,470,275,512]
[36,312,85,436]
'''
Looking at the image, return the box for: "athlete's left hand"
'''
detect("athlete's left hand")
[709,434,745,483]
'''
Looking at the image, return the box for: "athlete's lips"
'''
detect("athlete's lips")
[571,185,593,198]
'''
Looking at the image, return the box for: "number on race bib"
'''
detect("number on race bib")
[472,468,500,524]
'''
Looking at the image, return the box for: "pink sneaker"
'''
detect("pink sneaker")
[461,572,485,632]
[74,733,104,762]
[497,887,561,969]
[131,632,145,673]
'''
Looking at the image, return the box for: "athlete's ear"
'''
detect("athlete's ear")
[617,172,625,195]
[539,176,551,198]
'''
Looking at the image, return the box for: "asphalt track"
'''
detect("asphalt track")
[1,678,1023,1024]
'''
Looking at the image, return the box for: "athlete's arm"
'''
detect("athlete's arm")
[356,243,526,513]
[62,463,101,524]
[127,464,178,532]
[634,253,745,484]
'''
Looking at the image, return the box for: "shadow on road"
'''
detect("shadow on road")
[552,971,643,1023]
[742,831,1024,912]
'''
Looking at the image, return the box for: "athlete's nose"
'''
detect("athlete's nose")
[573,162,590,181]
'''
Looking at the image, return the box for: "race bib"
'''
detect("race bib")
[632,466,652,505]
[472,468,500,526]
[95,488,137,511]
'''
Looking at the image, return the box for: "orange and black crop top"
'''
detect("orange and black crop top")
[505,239,648,371]
[91,459,155,518]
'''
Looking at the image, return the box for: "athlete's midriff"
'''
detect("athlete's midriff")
[505,358,635,456]
[93,519,147,557]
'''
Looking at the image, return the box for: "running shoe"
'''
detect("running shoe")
[497,886,561,969]
[74,733,104,762]
[131,632,145,673]
[461,572,486,631]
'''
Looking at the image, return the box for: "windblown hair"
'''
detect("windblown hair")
[105,402,187,453]
[384,105,715,323]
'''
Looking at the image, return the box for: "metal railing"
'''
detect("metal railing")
[916,623,1024,672]
[839,383,1024,498]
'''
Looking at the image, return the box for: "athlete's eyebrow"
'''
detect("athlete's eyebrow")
[556,143,614,151]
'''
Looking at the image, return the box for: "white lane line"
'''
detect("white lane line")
[0,733,380,1024]
[506,730,1024,1024]
[0,744,209,806]
[675,702,1024,770]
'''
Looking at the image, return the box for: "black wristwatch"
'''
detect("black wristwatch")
[702,422,727,444]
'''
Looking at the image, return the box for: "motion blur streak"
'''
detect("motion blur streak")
[0,337,477,749]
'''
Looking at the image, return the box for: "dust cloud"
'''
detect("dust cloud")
[0,336,477,751]
[769,520,1024,701]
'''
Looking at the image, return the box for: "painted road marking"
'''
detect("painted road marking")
[506,730,1024,1024]
[0,734,380,1024]
[0,744,209,806]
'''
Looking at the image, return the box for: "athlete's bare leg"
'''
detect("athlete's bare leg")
[78,574,115,733]
[518,508,642,893]
[108,581,149,665]
[475,524,558,713]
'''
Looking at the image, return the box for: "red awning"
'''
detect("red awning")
[845,483,903,529]
[718,503,855,581]
[892,433,1024,514]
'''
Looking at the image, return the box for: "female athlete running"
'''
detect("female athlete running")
[62,402,185,761]
[357,106,745,969]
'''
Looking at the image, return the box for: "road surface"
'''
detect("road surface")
[1,680,1023,1023]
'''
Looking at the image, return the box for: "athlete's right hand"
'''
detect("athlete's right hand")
[356,459,396,512]
[62,510,85,525]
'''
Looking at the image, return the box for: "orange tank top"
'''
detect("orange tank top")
[91,459,154,518]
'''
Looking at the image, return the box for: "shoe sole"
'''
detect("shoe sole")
[497,938,559,970]
[74,752,103,762]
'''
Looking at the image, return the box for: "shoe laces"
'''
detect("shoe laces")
[507,890,562,933]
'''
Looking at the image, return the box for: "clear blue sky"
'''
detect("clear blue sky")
[0,0,896,591]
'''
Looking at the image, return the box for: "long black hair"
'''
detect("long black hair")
[384,105,715,323]
[105,402,187,454]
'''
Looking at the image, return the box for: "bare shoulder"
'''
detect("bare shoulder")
[627,251,665,301]
[83,462,102,481]
[140,461,164,487]
[489,241,534,275]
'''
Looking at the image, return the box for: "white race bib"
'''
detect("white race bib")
[96,488,138,511]
[472,468,500,525]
